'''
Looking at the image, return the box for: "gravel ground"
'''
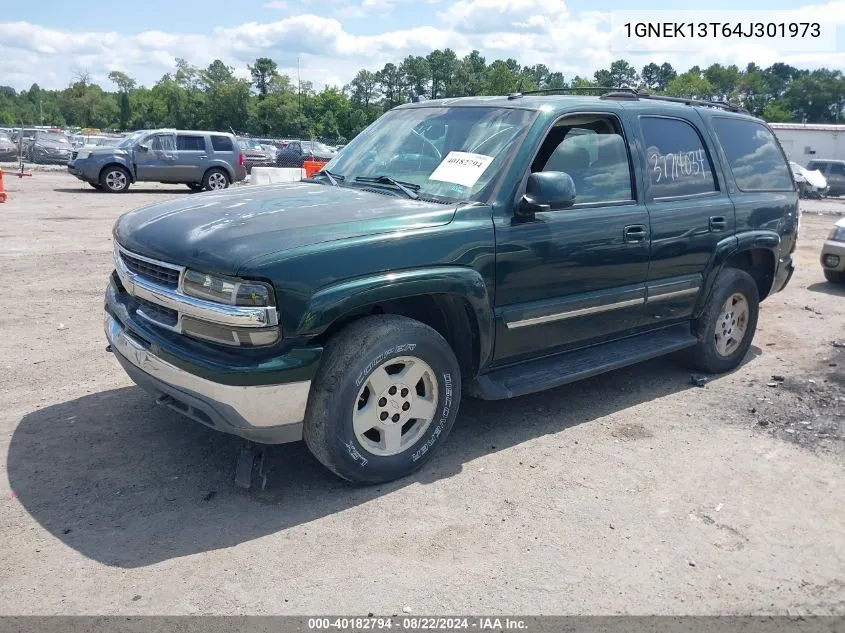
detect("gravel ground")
[0,171,843,616]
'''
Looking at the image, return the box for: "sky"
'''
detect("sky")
[1,0,844,91]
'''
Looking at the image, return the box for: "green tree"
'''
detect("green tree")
[664,71,714,100]
[400,55,430,98]
[375,63,405,109]
[249,57,279,98]
[641,62,676,92]
[484,60,518,95]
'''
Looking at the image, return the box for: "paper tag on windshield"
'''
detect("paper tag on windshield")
[429,152,494,188]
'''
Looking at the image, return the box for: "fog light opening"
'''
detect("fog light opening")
[824,254,840,269]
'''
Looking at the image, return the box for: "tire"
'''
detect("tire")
[99,166,131,193]
[824,269,845,284]
[687,268,760,374]
[202,168,229,191]
[304,315,462,484]
[186,183,204,191]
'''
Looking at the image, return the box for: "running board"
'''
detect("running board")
[468,324,697,400]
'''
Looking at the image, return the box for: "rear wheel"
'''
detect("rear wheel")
[304,315,461,484]
[688,268,760,374]
[203,168,229,191]
[99,166,130,193]
[824,269,845,284]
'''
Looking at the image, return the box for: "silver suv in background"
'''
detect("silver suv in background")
[67,129,246,193]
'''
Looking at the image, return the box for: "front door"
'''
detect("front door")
[134,132,177,181]
[493,112,652,365]
[633,112,736,322]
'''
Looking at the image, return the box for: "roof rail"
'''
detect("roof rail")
[506,85,748,114]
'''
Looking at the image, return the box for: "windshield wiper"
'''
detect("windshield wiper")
[313,169,344,186]
[355,175,419,200]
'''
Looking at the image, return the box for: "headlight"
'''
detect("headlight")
[829,227,845,243]
[182,269,274,307]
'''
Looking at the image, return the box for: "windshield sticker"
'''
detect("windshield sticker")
[429,151,494,188]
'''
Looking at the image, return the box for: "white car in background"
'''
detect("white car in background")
[790,161,828,199]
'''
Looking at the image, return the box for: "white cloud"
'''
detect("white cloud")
[0,1,843,93]
[263,1,289,8]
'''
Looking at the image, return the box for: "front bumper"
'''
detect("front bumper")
[821,240,845,273]
[105,310,311,444]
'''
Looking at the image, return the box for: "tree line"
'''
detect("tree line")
[1,52,843,143]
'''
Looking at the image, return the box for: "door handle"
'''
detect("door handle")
[624,224,647,243]
[199,155,208,159]
[709,216,728,232]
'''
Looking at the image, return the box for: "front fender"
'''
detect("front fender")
[297,266,495,371]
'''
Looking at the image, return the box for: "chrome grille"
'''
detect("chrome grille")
[120,250,181,287]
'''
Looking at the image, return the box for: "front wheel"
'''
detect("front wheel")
[687,268,760,374]
[304,315,461,484]
[824,269,845,284]
[203,168,229,191]
[100,166,131,193]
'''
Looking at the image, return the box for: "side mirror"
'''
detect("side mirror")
[137,143,149,152]
[518,171,576,217]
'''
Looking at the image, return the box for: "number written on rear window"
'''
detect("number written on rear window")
[640,116,717,199]
[711,118,794,191]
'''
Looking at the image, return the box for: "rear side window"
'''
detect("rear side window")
[830,163,845,176]
[177,135,205,151]
[211,135,234,152]
[640,116,717,198]
[711,118,793,191]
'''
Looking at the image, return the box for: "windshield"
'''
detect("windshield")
[38,132,70,144]
[322,106,533,202]
[118,131,145,148]
[303,140,333,154]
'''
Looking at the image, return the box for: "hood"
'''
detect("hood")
[113,182,456,276]
[34,139,71,149]
[836,217,845,229]
[81,146,129,156]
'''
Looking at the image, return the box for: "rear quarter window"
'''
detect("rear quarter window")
[210,135,234,152]
[640,116,717,199]
[711,118,794,191]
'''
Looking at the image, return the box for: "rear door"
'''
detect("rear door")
[827,162,845,196]
[135,132,177,181]
[632,111,735,322]
[173,134,208,182]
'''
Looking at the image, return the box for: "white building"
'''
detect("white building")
[770,123,845,167]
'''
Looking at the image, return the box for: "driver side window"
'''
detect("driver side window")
[534,116,634,205]
[149,134,176,152]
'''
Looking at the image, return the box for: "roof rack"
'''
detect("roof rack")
[507,86,748,114]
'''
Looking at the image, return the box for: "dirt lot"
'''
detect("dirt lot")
[0,171,843,616]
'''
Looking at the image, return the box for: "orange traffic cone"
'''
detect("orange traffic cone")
[0,168,6,203]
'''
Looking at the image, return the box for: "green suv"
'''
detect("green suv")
[105,90,798,484]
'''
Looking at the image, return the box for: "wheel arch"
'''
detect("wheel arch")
[98,162,134,184]
[298,267,495,378]
[694,231,779,317]
[204,162,235,182]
